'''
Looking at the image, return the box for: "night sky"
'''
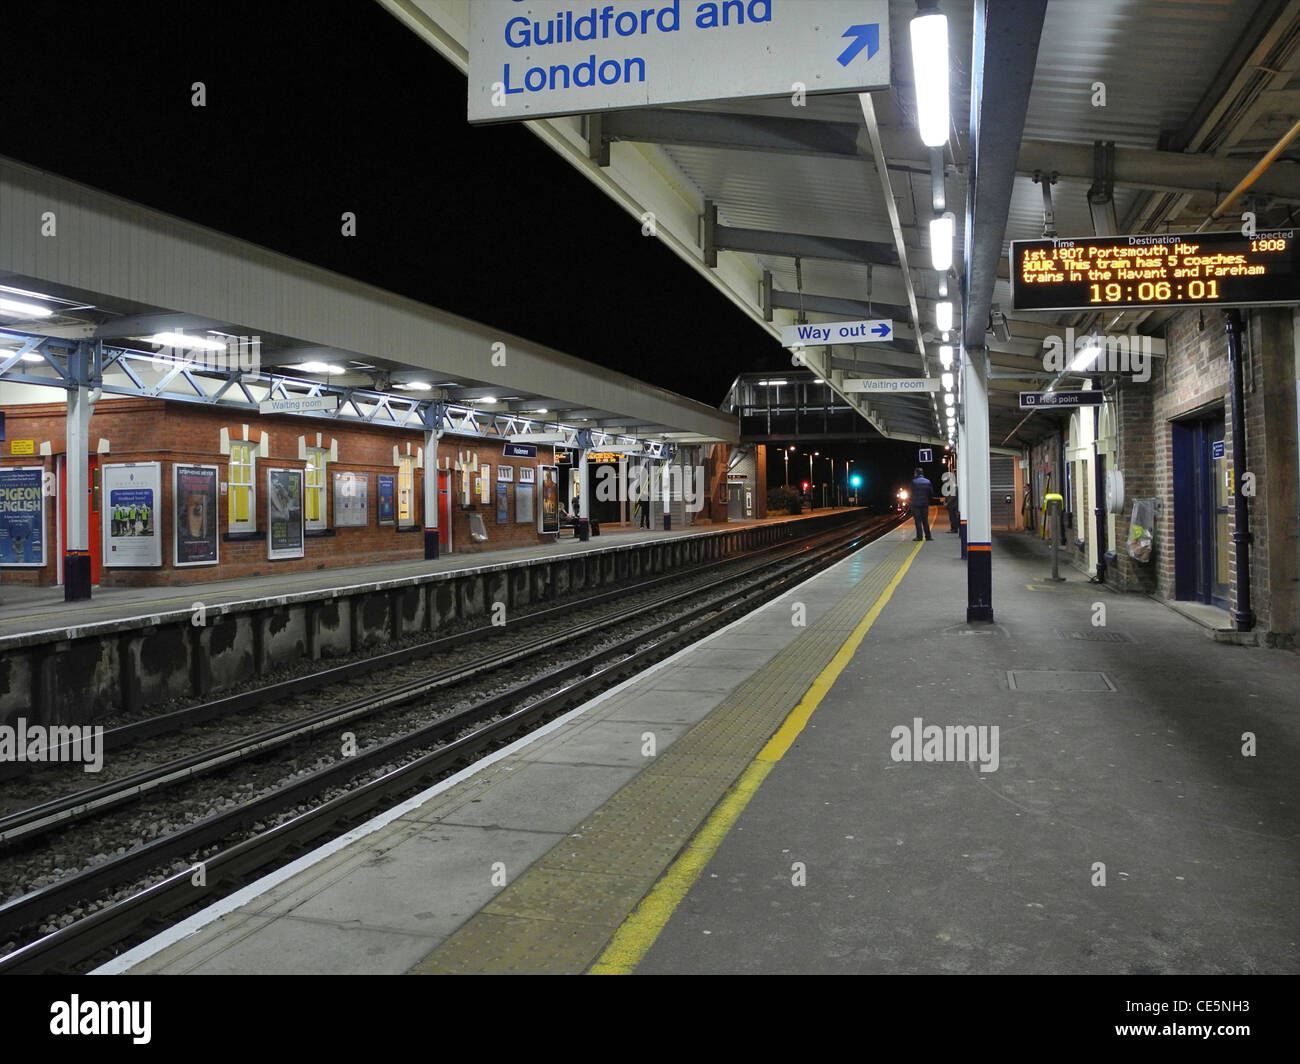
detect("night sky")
[0,0,931,498]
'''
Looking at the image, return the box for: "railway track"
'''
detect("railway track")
[0,514,900,972]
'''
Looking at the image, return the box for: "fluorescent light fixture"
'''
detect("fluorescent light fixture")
[941,372,954,390]
[397,381,432,391]
[0,297,54,318]
[475,396,499,404]
[295,361,345,374]
[944,393,955,407]
[812,378,824,384]
[939,345,954,369]
[936,301,953,332]
[147,331,227,351]
[930,214,954,272]
[759,379,788,386]
[20,353,44,363]
[1070,342,1102,372]
[910,11,950,147]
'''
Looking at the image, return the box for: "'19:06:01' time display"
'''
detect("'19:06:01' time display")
[1010,230,1300,312]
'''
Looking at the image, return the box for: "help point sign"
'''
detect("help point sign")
[468,0,890,122]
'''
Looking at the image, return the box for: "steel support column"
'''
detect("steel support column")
[423,431,440,561]
[957,420,968,558]
[963,347,993,620]
[962,0,1047,621]
[64,345,93,601]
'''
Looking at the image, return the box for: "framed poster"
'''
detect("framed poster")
[496,482,509,523]
[538,464,559,535]
[103,462,162,567]
[478,463,492,505]
[267,468,305,560]
[377,474,396,525]
[174,463,219,567]
[0,466,45,566]
[515,483,535,524]
[497,464,513,482]
[518,465,535,484]
[333,471,368,528]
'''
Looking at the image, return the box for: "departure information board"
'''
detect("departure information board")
[1011,230,1299,312]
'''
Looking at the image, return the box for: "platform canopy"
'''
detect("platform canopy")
[380,0,1299,448]
[0,155,736,452]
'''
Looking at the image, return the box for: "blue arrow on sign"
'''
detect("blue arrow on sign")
[837,24,880,67]
[871,322,891,338]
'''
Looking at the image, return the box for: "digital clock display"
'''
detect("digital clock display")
[1010,230,1300,312]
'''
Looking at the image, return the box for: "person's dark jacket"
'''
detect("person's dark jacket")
[910,476,934,509]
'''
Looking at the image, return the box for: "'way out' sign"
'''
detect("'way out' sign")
[469,0,890,123]
[780,319,893,347]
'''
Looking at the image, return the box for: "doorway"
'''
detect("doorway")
[437,469,452,552]
[1172,414,1229,607]
[58,454,101,585]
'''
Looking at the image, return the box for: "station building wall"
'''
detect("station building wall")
[1089,306,1297,642]
[0,398,559,587]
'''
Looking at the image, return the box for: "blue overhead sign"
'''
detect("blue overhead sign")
[780,318,893,347]
[468,1,891,123]
[504,443,538,458]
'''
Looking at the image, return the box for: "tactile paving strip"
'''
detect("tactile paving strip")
[409,538,917,975]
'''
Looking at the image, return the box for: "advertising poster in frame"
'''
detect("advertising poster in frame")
[518,465,535,484]
[514,483,534,524]
[174,463,219,567]
[478,464,492,505]
[377,474,396,525]
[539,464,559,534]
[103,462,163,567]
[333,471,368,528]
[267,468,305,560]
[0,466,45,566]
[496,482,509,524]
[497,464,513,482]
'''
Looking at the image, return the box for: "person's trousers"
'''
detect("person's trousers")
[947,505,959,532]
[911,506,932,539]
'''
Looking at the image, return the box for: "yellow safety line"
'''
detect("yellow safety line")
[589,539,923,975]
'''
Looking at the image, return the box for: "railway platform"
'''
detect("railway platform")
[0,510,832,641]
[5,509,858,721]
[98,512,1298,975]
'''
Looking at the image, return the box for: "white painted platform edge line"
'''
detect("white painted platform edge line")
[91,523,901,974]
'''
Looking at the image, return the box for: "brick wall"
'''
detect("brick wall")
[0,398,555,587]
[1105,306,1297,638]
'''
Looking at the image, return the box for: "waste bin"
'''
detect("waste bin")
[577,517,590,542]
[662,513,671,531]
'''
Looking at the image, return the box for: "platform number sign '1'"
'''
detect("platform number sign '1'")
[918,448,933,464]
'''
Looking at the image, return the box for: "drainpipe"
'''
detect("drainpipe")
[1225,309,1255,632]
[1092,402,1107,584]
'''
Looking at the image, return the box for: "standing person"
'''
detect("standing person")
[946,486,959,533]
[909,467,934,541]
